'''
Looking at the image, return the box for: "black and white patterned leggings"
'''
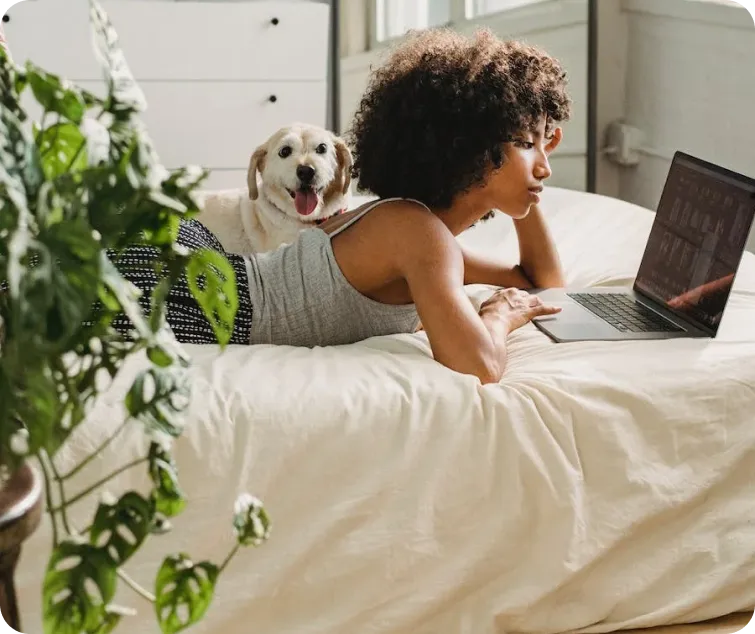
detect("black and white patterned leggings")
[109,219,253,345]
[1,219,253,344]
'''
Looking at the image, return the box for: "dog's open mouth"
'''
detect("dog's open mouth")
[287,186,321,217]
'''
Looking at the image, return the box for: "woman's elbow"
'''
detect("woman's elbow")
[476,359,504,385]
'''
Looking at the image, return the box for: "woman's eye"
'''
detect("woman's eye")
[514,141,535,150]
[278,146,292,158]
[316,143,328,154]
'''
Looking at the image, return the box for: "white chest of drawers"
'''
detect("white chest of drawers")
[4,0,330,190]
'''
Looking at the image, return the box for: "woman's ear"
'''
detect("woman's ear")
[545,127,563,154]
[247,145,267,200]
[334,137,353,195]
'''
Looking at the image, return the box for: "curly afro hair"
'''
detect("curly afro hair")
[347,28,572,209]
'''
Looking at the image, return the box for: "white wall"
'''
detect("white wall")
[599,0,755,252]
[4,0,331,190]
[340,0,590,193]
[340,0,755,253]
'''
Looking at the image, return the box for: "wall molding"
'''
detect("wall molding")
[621,0,753,29]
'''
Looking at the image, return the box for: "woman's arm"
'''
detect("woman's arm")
[514,204,565,287]
[461,204,565,289]
[396,211,559,384]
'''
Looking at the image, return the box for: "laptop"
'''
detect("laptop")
[532,151,755,343]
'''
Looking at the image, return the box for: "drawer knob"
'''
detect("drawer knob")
[271,17,279,26]
[268,95,277,103]
[2,15,9,23]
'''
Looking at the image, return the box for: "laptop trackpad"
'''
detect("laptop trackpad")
[530,290,620,338]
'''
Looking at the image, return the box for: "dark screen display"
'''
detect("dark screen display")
[634,155,755,332]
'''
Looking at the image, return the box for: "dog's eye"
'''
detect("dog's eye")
[278,146,292,158]
[315,143,328,154]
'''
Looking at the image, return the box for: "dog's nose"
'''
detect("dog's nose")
[296,164,316,184]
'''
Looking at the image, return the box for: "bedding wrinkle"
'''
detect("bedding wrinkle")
[16,191,755,634]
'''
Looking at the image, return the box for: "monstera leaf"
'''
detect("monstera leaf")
[0,2,265,632]
[155,555,219,634]
[42,541,117,634]
[90,492,154,566]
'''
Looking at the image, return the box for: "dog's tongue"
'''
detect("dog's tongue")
[295,190,318,216]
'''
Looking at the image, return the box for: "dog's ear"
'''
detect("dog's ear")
[334,138,353,196]
[247,146,267,200]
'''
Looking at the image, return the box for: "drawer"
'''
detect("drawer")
[4,1,329,82]
[20,80,328,171]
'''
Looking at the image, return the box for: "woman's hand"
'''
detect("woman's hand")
[479,288,561,333]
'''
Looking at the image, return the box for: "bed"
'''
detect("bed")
[15,187,755,634]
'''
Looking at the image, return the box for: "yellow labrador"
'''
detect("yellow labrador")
[197,123,353,254]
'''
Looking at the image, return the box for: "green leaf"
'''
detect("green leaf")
[0,103,44,209]
[232,494,271,547]
[37,122,88,179]
[90,491,154,566]
[148,442,187,518]
[154,555,219,634]
[148,276,173,336]
[149,513,173,536]
[88,0,147,115]
[18,362,73,456]
[88,608,122,634]
[43,541,117,634]
[99,253,189,368]
[125,366,190,439]
[186,249,238,346]
[43,220,102,343]
[1,46,28,121]
[26,64,86,124]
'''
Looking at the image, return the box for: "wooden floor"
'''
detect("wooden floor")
[620,612,753,634]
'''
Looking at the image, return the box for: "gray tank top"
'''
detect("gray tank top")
[243,197,424,346]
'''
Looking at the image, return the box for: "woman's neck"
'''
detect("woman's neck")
[434,188,495,236]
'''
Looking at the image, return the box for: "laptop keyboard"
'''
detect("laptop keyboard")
[567,293,684,333]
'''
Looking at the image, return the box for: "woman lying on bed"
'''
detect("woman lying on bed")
[119,29,570,383]
[113,28,572,384]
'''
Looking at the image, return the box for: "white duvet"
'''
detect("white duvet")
[17,188,755,634]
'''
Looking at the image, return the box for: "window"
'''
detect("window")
[464,0,548,19]
[374,0,452,43]
[371,0,553,45]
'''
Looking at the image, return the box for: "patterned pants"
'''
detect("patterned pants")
[2,222,253,345]
[108,219,253,345]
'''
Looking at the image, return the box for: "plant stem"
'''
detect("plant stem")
[219,543,240,574]
[118,569,156,603]
[60,417,130,481]
[43,450,73,536]
[49,457,147,514]
[37,452,60,547]
[35,111,48,144]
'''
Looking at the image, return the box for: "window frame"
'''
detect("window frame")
[367,0,743,50]
[368,0,466,49]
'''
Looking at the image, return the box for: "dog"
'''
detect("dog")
[196,123,353,254]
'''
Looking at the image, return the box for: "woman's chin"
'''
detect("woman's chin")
[504,205,532,221]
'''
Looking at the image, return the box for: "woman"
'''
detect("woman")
[122,28,572,384]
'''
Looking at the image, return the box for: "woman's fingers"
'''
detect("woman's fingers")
[531,303,562,316]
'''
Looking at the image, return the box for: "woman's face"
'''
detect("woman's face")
[485,117,562,220]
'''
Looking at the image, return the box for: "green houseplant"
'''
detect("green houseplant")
[0,2,269,632]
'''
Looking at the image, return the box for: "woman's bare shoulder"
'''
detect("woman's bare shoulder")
[323,197,442,237]
[367,200,461,268]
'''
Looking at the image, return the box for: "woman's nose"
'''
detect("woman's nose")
[535,155,552,180]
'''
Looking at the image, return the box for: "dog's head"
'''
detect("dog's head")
[247,123,353,223]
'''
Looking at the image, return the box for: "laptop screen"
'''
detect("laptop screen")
[634,153,755,333]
